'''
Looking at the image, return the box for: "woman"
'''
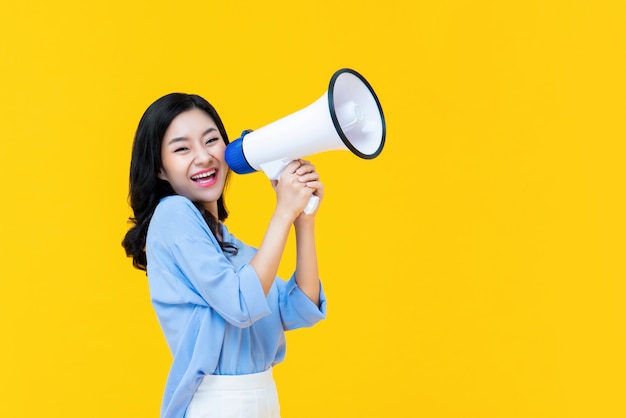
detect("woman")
[122,93,326,418]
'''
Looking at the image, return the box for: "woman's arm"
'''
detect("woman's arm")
[249,159,322,296]
[294,159,323,305]
[293,216,320,306]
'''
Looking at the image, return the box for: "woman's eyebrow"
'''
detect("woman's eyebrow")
[167,128,218,145]
[166,136,188,146]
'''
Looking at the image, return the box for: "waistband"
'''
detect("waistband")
[197,368,274,392]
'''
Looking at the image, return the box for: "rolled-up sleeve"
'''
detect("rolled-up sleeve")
[278,274,327,330]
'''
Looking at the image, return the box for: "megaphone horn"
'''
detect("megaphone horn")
[225,68,386,213]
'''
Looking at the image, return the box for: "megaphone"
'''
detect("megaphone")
[225,68,386,213]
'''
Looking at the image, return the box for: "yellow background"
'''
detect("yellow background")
[1,0,625,417]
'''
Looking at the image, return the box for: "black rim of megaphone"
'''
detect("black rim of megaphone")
[328,68,386,159]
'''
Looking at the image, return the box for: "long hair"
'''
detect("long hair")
[122,93,236,271]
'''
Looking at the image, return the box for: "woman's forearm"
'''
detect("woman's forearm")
[294,218,320,306]
[249,210,293,295]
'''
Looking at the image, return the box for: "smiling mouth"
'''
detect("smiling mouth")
[191,169,216,184]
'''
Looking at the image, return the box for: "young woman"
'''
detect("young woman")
[122,93,326,418]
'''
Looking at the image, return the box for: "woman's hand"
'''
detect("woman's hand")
[294,159,323,222]
[271,159,324,222]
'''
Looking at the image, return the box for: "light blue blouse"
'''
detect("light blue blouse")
[146,195,326,418]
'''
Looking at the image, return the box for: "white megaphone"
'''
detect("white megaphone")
[225,68,386,214]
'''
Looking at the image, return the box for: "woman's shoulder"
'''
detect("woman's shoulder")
[150,195,204,231]
[154,195,197,216]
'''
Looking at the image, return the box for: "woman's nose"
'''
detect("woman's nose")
[194,147,212,164]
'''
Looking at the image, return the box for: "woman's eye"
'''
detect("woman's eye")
[206,137,218,145]
[174,147,189,152]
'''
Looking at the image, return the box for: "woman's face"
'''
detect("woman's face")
[158,107,228,216]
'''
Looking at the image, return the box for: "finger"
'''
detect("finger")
[298,172,319,183]
[284,160,303,175]
[303,180,323,190]
[295,161,315,174]
[296,167,317,178]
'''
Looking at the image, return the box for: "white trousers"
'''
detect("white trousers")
[186,368,280,418]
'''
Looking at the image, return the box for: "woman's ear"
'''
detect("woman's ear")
[157,169,167,181]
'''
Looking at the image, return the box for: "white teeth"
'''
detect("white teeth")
[192,169,215,180]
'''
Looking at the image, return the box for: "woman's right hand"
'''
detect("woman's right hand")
[271,159,319,222]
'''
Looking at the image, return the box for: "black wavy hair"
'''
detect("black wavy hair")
[122,93,237,271]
